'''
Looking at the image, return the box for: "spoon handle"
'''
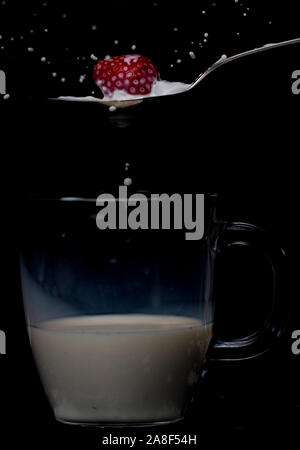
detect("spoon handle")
[189,37,300,91]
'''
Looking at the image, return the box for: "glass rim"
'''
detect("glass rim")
[22,192,218,203]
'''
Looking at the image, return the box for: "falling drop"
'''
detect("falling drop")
[124,178,133,186]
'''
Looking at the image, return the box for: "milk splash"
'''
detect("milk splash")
[58,79,190,108]
[57,37,300,109]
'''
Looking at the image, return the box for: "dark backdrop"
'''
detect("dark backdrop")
[0,0,299,447]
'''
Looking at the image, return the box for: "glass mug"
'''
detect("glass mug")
[20,194,286,427]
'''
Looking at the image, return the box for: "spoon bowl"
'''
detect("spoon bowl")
[50,37,300,109]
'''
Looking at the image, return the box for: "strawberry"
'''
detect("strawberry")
[93,54,159,97]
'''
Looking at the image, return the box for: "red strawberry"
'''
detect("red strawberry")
[93,54,159,97]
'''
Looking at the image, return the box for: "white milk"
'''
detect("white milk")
[29,314,212,424]
[56,37,300,108]
[58,79,190,108]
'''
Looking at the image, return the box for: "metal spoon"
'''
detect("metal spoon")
[52,37,300,108]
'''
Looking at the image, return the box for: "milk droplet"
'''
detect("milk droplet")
[202,10,206,14]
[189,51,196,60]
[3,94,10,100]
[61,77,66,82]
[114,40,119,45]
[131,44,136,50]
[204,32,209,38]
[176,59,182,64]
[52,72,57,77]
[41,57,46,62]
[27,47,34,52]
[124,178,132,186]
[109,257,118,264]
[91,25,97,31]
[173,27,179,32]
[90,53,98,61]
[109,106,117,112]
[44,29,48,32]
[105,55,111,60]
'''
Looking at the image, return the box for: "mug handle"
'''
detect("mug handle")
[208,221,288,361]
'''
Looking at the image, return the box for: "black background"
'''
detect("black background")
[0,0,299,448]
